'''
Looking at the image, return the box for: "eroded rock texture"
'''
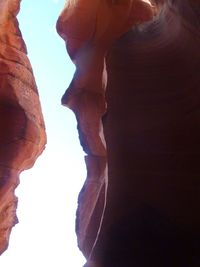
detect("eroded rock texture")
[0,0,46,254]
[57,0,153,259]
[58,0,200,266]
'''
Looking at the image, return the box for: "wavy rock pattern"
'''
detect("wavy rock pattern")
[0,0,46,254]
[58,0,200,266]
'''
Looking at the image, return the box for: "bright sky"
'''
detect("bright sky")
[0,0,86,266]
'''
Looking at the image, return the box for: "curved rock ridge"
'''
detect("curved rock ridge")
[57,0,154,260]
[0,0,46,254]
[58,0,200,266]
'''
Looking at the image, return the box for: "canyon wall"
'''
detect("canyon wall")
[0,0,46,254]
[58,0,200,266]
[57,0,154,260]
[0,0,199,266]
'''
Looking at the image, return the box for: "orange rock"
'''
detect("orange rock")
[0,0,46,254]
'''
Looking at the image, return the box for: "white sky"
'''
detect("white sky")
[0,0,86,266]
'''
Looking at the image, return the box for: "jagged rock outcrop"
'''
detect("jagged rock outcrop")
[0,0,46,254]
[58,0,200,266]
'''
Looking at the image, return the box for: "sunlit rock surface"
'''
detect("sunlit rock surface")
[58,0,200,266]
[0,0,46,254]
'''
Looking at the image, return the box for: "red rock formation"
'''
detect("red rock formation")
[58,0,200,266]
[0,0,46,254]
[57,0,154,261]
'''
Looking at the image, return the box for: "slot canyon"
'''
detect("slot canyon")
[0,0,200,266]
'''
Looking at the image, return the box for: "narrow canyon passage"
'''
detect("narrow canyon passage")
[0,1,200,267]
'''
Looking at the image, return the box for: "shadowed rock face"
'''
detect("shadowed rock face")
[57,0,200,266]
[0,0,46,254]
[57,0,154,260]
[93,1,200,266]
[1,0,198,265]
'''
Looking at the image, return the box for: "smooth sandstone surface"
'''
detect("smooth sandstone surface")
[57,0,200,266]
[99,1,200,266]
[0,0,46,254]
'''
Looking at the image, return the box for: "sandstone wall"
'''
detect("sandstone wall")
[57,0,200,266]
[57,0,154,260]
[0,0,46,254]
[1,0,199,265]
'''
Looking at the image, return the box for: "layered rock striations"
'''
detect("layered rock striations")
[0,0,46,254]
[58,0,200,266]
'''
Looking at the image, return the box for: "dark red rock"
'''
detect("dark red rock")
[58,0,200,266]
[90,1,200,266]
